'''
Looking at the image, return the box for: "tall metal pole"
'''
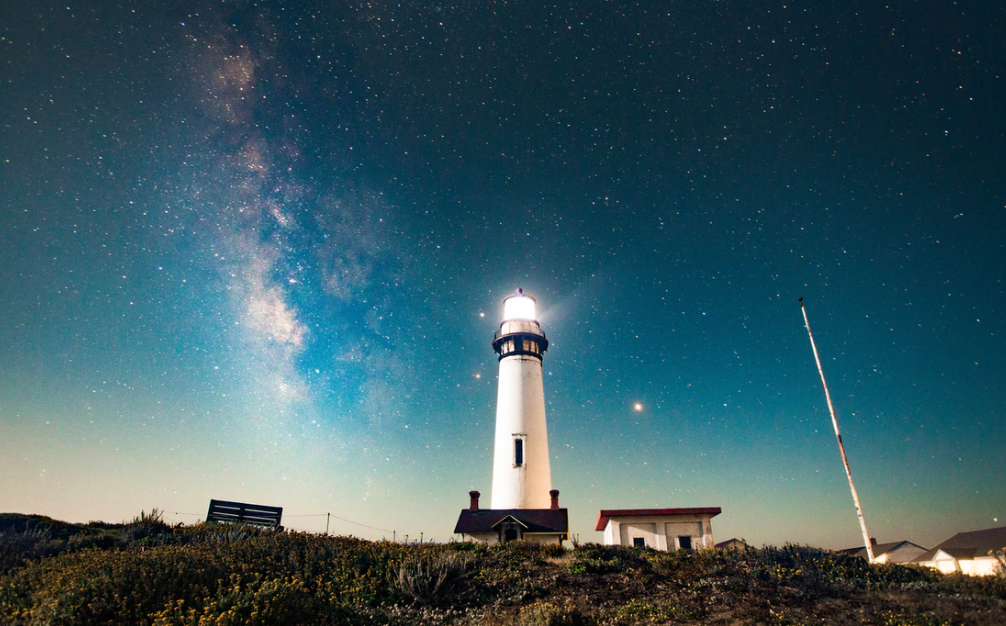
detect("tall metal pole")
[799,298,875,563]
[326,513,330,535]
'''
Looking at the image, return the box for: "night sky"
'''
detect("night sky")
[2,1,1004,549]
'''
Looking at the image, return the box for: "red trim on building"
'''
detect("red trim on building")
[595,507,722,531]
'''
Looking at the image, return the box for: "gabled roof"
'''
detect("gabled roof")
[595,507,721,531]
[454,508,568,535]
[913,525,1006,563]
[915,547,977,563]
[839,540,928,559]
[491,515,529,530]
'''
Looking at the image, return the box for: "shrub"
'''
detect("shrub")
[0,532,412,624]
[0,525,62,575]
[567,544,639,575]
[992,547,1006,578]
[120,508,174,547]
[5,513,1006,625]
[877,611,954,626]
[393,548,471,606]
[520,599,594,626]
[489,540,566,568]
[611,598,704,624]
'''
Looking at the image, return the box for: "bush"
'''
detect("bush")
[4,513,1006,625]
[520,600,594,626]
[612,599,701,624]
[568,543,640,575]
[0,525,62,575]
[0,532,411,624]
[393,548,471,606]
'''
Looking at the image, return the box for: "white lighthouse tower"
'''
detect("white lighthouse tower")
[489,288,553,509]
[454,288,567,544]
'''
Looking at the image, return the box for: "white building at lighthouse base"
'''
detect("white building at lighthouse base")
[455,490,568,545]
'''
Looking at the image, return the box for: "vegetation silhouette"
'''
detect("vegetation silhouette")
[2,512,1005,624]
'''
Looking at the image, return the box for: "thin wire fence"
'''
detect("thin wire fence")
[159,509,397,538]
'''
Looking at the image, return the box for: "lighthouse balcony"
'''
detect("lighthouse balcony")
[493,322,549,359]
[494,319,545,340]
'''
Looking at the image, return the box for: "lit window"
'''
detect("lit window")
[503,295,536,321]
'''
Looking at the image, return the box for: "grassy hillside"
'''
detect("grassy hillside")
[1,512,1004,625]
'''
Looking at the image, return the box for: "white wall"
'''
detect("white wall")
[522,533,564,545]
[490,354,552,509]
[961,556,1000,576]
[460,531,563,545]
[601,514,715,551]
[883,543,927,564]
[922,551,1001,576]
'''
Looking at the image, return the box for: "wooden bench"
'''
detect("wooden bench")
[206,499,283,530]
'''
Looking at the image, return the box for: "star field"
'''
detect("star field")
[1,0,1004,547]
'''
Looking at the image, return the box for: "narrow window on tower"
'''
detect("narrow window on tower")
[514,438,524,467]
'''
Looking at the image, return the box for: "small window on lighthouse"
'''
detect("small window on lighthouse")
[514,438,524,466]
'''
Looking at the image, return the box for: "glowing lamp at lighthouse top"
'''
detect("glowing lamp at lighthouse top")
[502,293,537,322]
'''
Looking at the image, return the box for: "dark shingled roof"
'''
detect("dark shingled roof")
[839,540,928,559]
[715,538,749,549]
[454,508,568,535]
[595,507,722,531]
[913,525,1006,563]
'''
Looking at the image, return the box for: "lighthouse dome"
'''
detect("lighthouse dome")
[502,289,537,322]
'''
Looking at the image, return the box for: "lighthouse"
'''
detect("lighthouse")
[490,288,552,509]
[454,288,568,544]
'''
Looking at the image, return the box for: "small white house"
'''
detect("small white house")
[913,525,1006,576]
[595,507,721,551]
[840,540,928,564]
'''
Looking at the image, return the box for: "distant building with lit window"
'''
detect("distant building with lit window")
[912,525,1006,575]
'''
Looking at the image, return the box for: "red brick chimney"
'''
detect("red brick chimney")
[549,489,560,510]
[469,490,481,510]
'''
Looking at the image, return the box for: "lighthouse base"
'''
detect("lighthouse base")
[454,508,568,545]
[453,489,568,545]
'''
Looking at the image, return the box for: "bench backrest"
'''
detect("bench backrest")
[206,499,283,529]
